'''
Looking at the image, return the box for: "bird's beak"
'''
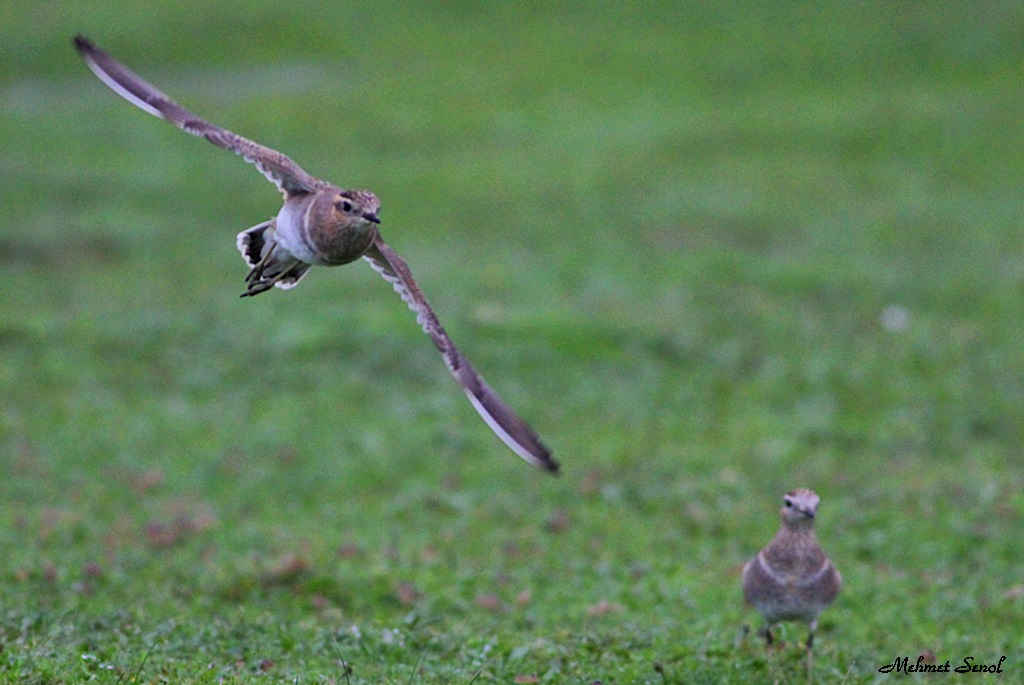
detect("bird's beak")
[363,212,380,224]
[802,509,816,519]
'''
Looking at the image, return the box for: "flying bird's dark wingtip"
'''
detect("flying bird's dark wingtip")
[539,454,561,476]
[73,35,93,53]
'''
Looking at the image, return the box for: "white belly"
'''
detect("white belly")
[274,201,321,264]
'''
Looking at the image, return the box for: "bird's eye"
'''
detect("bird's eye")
[784,499,792,508]
[337,200,353,213]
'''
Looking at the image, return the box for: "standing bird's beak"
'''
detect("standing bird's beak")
[363,212,380,224]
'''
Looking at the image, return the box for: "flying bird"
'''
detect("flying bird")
[74,36,557,474]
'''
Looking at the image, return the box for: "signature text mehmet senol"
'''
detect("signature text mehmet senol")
[879,655,1006,675]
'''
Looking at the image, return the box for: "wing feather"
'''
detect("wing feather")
[363,237,558,473]
[74,36,321,198]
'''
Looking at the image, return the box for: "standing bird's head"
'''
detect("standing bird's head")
[780,488,820,529]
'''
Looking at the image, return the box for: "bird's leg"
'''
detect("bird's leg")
[246,242,278,283]
[805,619,817,683]
[241,260,300,297]
[735,624,751,649]
[762,623,774,647]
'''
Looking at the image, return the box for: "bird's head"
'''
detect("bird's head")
[780,488,820,528]
[332,189,381,226]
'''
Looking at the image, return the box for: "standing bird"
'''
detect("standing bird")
[742,489,841,676]
[73,36,558,474]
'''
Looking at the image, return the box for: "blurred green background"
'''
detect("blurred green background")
[1,2,1022,683]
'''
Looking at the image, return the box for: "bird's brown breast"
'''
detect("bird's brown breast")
[306,192,378,265]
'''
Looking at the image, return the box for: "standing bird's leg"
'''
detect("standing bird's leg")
[806,619,817,682]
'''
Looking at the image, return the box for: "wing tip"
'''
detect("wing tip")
[540,455,561,476]
[531,447,560,475]
[511,434,560,475]
[73,34,95,55]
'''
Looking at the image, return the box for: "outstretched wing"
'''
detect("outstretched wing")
[363,237,558,474]
[74,35,321,198]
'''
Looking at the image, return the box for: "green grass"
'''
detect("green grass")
[2,2,1023,682]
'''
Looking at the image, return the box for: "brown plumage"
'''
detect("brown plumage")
[742,489,841,675]
[73,36,558,474]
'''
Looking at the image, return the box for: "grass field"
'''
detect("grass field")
[1,2,1022,683]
